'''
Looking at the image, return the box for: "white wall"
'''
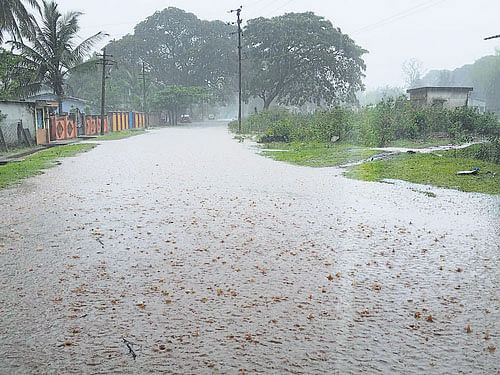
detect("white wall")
[0,101,36,146]
[426,90,469,109]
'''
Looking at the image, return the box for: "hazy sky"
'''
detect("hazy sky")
[54,0,500,90]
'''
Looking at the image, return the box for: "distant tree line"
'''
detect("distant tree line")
[420,53,500,113]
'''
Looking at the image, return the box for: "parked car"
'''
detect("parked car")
[208,114,215,120]
[180,114,191,123]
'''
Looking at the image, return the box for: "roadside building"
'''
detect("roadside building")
[406,86,473,109]
[0,100,37,148]
[26,92,88,114]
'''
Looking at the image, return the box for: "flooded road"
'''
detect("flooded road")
[1,122,499,374]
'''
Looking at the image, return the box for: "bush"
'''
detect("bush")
[230,100,500,150]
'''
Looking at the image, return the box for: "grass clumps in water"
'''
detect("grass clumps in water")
[344,152,500,195]
[0,143,96,189]
[261,142,384,168]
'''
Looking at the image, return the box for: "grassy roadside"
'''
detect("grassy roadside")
[97,129,146,140]
[344,153,500,195]
[0,145,45,158]
[0,143,96,189]
[261,142,383,167]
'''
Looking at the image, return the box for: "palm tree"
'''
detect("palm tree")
[0,0,40,43]
[10,0,104,113]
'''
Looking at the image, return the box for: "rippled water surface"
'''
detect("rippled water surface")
[1,122,499,374]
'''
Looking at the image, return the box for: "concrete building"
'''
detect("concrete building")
[0,100,37,147]
[0,99,58,147]
[406,86,473,109]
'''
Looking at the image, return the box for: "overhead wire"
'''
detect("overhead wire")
[262,0,299,18]
[352,0,448,35]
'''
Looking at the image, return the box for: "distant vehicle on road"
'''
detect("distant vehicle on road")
[180,114,191,123]
[208,114,215,120]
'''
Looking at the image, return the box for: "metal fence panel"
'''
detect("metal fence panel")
[0,121,23,147]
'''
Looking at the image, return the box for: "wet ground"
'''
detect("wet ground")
[1,121,499,374]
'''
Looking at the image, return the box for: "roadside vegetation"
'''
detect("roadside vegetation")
[96,128,146,140]
[344,151,500,195]
[261,142,383,167]
[0,143,96,189]
[230,98,500,194]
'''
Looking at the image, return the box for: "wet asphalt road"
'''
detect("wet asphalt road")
[0,122,499,374]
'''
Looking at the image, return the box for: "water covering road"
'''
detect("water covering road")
[0,122,499,374]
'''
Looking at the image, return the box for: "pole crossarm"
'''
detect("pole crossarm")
[484,34,500,40]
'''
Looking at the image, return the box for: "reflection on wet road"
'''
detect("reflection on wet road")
[1,122,499,374]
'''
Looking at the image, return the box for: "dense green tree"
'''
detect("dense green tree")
[67,59,153,113]
[151,85,210,124]
[0,47,37,98]
[107,7,236,103]
[9,0,103,112]
[243,12,367,110]
[0,0,39,43]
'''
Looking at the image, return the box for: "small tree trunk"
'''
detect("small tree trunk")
[263,98,272,110]
[57,96,63,115]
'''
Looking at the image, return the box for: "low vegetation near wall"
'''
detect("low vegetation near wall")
[229,97,500,149]
[230,99,500,194]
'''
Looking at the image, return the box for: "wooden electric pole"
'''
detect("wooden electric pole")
[230,6,243,133]
[96,48,115,135]
[139,61,148,128]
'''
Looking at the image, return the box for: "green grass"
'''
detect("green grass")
[0,145,44,158]
[344,153,500,195]
[261,142,384,167]
[0,143,96,189]
[97,129,146,140]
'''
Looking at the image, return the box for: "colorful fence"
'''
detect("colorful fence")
[49,115,77,141]
[47,111,145,142]
[85,115,109,135]
[109,111,145,132]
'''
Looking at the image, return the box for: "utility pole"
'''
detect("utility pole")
[139,60,148,128]
[230,6,243,133]
[96,48,115,135]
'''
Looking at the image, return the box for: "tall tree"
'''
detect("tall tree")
[0,0,39,43]
[10,0,103,112]
[106,7,236,103]
[151,85,210,124]
[243,12,367,110]
[402,58,425,88]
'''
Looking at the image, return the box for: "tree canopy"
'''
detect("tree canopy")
[421,53,500,113]
[9,0,103,111]
[106,7,236,103]
[0,47,37,99]
[243,12,367,110]
[0,0,40,43]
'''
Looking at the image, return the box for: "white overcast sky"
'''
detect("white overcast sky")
[54,0,500,90]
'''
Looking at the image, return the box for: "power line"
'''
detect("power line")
[353,0,447,35]
[262,0,298,18]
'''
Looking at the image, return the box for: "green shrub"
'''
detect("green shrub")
[229,100,500,149]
